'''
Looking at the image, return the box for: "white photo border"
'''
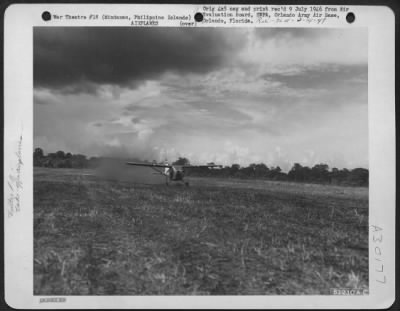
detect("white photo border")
[4,4,396,309]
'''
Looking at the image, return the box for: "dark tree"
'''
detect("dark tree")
[173,157,190,166]
[347,168,369,186]
[230,164,240,176]
[254,163,269,178]
[56,150,66,159]
[33,148,44,166]
[311,163,330,183]
[288,163,304,182]
[34,148,44,158]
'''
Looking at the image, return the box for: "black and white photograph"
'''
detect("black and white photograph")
[32,25,370,296]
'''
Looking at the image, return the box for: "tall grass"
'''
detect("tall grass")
[34,168,368,295]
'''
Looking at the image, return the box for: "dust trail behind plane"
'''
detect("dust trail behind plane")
[95,158,166,184]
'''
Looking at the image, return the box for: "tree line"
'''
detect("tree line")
[34,149,368,187]
[33,148,101,169]
[173,158,368,187]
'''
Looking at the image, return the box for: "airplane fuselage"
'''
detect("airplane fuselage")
[166,166,185,181]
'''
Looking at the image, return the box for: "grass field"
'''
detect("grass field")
[34,167,368,295]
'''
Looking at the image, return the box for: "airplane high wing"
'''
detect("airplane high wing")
[182,164,223,168]
[126,162,171,168]
[126,162,222,169]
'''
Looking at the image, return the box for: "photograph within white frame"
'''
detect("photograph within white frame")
[4,4,395,309]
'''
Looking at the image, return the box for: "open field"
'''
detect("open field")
[34,167,368,295]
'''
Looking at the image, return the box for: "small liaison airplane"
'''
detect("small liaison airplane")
[126,161,222,186]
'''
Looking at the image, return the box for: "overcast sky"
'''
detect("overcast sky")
[34,27,368,170]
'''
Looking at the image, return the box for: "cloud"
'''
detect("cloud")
[262,64,367,90]
[34,88,62,105]
[240,28,368,76]
[34,27,247,93]
[34,27,368,169]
